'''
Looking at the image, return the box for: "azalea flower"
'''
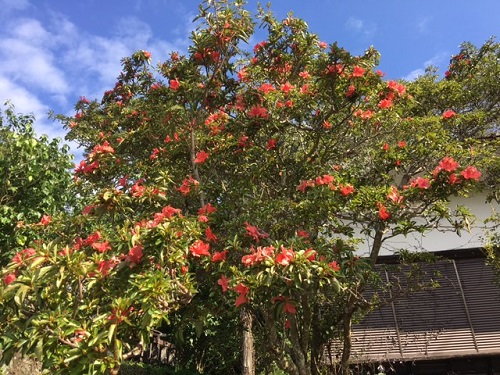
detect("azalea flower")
[211,250,227,262]
[378,203,391,221]
[328,261,340,271]
[198,203,217,215]
[127,245,143,264]
[189,240,210,257]
[410,177,431,189]
[248,105,269,119]
[340,184,355,196]
[438,157,459,172]
[205,227,218,243]
[275,246,294,266]
[11,248,37,265]
[234,283,250,307]
[245,222,269,242]
[92,241,111,253]
[3,273,17,285]
[442,110,456,119]
[258,83,276,94]
[281,82,294,94]
[169,79,180,90]
[194,150,209,164]
[461,166,481,181]
[40,215,52,226]
[218,275,229,293]
[351,66,365,77]
[387,186,403,204]
[378,98,393,109]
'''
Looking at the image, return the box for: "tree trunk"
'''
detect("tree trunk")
[340,308,354,375]
[241,307,255,375]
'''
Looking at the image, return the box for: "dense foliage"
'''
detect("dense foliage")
[0,103,75,266]
[1,2,496,375]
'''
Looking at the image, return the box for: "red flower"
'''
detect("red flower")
[127,245,143,264]
[299,71,311,79]
[12,248,37,265]
[340,184,355,196]
[248,105,269,119]
[328,261,340,271]
[397,141,407,148]
[275,246,294,266]
[448,173,460,184]
[378,99,393,109]
[461,166,481,181]
[92,141,115,155]
[253,41,267,53]
[198,203,217,216]
[281,82,294,94]
[245,222,269,242]
[351,66,365,77]
[234,283,250,307]
[143,51,152,59]
[438,157,459,172]
[266,138,278,150]
[316,174,334,185]
[211,250,227,262]
[387,186,403,204]
[92,241,111,253]
[297,179,314,192]
[322,120,332,129]
[131,181,145,197]
[378,203,391,221]
[3,273,16,285]
[297,230,310,239]
[189,240,210,257]
[218,275,229,293]
[177,177,199,196]
[97,259,117,276]
[442,110,456,119]
[162,205,182,218]
[345,85,356,98]
[258,83,276,94]
[234,283,250,306]
[303,248,316,261]
[169,79,180,90]
[283,301,297,314]
[40,214,52,226]
[382,143,390,151]
[194,150,209,164]
[237,68,248,81]
[318,41,327,49]
[387,80,406,96]
[410,177,431,189]
[203,226,217,242]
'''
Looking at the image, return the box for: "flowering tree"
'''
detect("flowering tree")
[0,2,490,375]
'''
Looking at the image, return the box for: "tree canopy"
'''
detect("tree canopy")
[0,2,497,375]
[0,103,75,266]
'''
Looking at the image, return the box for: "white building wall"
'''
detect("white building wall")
[357,194,499,257]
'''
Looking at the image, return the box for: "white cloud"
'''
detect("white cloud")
[346,17,364,31]
[345,17,377,37]
[0,5,194,155]
[416,16,432,34]
[0,18,69,95]
[0,74,69,142]
[403,51,449,81]
[0,0,30,17]
[403,68,425,81]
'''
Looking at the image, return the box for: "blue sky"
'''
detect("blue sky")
[0,0,498,148]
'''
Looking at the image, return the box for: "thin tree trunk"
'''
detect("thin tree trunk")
[241,307,255,375]
[340,307,355,375]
